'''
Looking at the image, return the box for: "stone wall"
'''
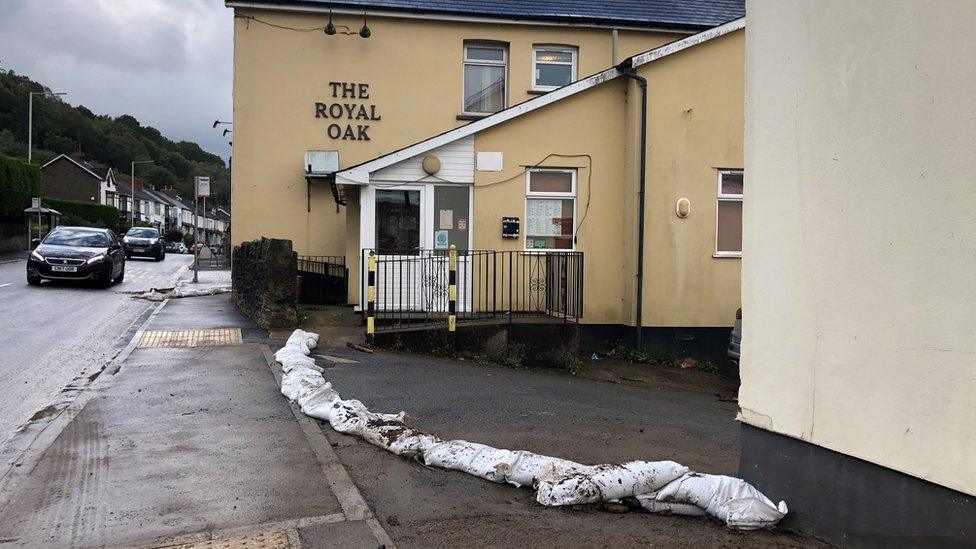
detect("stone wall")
[232,237,297,329]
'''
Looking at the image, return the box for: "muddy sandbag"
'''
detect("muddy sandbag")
[650,473,788,530]
[536,461,688,506]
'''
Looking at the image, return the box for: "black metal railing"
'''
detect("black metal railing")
[361,248,582,331]
[298,255,348,304]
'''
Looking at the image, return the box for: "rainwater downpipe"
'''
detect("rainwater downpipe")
[617,59,648,350]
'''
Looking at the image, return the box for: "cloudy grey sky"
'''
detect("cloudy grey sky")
[0,0,233,160]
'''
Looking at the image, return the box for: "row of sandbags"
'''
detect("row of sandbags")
[275,329,788,530]
[133,285,232,301]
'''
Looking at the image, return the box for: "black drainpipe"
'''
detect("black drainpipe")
[617,59,648,350]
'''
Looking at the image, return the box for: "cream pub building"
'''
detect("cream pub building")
[227,0,746,360]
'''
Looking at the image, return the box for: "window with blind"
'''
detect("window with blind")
[716,170,744,255]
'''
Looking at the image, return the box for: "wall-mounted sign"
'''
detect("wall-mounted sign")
[434,230,449,249]
[314,81,381,141]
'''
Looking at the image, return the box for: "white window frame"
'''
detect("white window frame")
[462,43,508,115]
[524,168,577,252]
[531,45,577,91]
[714,169,744,258]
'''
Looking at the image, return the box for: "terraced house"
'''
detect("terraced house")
[227,0,746,360]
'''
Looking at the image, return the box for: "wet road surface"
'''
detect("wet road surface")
[0,253,194,445]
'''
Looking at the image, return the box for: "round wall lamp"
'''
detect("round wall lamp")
[422,155,441,175]
[675,197,691,218]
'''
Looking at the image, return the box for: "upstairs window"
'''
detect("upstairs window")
[463,43,507,114]
[533,46,576,90]
[716,170,744,255]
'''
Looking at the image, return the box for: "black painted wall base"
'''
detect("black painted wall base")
[739,423,976,547]
[579,324,735,376]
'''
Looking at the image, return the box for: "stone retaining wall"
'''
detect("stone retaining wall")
[232,237,298,329]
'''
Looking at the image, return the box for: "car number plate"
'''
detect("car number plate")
[133,247,146,252]
[52,265,77,273]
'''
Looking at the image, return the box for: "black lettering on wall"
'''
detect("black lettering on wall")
[316,82,380,140]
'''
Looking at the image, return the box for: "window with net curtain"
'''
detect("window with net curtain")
[716,171,744,254]
[463,44,507,113]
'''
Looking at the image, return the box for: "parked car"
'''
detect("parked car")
[164,240,180,253]
[727,307,742,368]
[27,226,125,287]
[123,227,165,261]
[178,242,189,254]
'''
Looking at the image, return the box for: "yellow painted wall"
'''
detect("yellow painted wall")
[473,82,630,324]
[231,8,680,255]
[638,31,744,327]
[469,30,744,327]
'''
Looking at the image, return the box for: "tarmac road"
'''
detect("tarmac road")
[0,253,194,445]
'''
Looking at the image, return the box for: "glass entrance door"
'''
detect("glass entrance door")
[375,188,421,255]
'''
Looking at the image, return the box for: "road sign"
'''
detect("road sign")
[31,197,40,209]
[195,176,211,197]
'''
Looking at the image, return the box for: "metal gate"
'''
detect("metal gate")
[297,255,348,304]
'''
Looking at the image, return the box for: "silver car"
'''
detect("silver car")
[727,308,742,367]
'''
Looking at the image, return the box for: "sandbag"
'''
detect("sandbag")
[536,461,688,506]
[651,473,788,530]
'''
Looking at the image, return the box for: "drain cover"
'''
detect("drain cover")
[138,329,242,348]
[162,531,289,549]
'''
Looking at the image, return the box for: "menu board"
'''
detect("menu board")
[527,199,564,237]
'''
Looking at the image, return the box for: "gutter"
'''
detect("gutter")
[616,58,648,350]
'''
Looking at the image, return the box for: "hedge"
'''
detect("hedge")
[42,197,121,230]
[0,154,42,221]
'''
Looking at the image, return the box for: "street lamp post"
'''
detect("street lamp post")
[28,91,66,163]
[130,160,154,228]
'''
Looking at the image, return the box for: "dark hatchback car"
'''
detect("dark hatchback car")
[27,226,126,287]
[123,227,165,260]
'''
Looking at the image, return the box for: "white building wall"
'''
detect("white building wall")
[372,136,474,183]
[741,0,976,496]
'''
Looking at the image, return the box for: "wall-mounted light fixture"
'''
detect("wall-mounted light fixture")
[675,197,691,218]
[325,10,336,35]
[359,12,371,38]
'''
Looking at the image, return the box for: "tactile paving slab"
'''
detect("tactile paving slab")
[137,329,242,348]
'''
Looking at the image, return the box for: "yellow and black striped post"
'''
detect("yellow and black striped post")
[366,250,376,344]
[448,244,457,352]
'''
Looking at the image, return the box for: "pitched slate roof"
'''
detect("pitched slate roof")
[248,0,744,30]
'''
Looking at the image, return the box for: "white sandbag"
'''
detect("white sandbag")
[651,473,788,530]
[280,367,327,400]
[635,495,707,516]
[496,450,591,488]
[536,461,688,506]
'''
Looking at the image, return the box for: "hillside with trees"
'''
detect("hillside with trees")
[0,69,229,208]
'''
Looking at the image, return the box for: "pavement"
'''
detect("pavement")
[0,291,394,548]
